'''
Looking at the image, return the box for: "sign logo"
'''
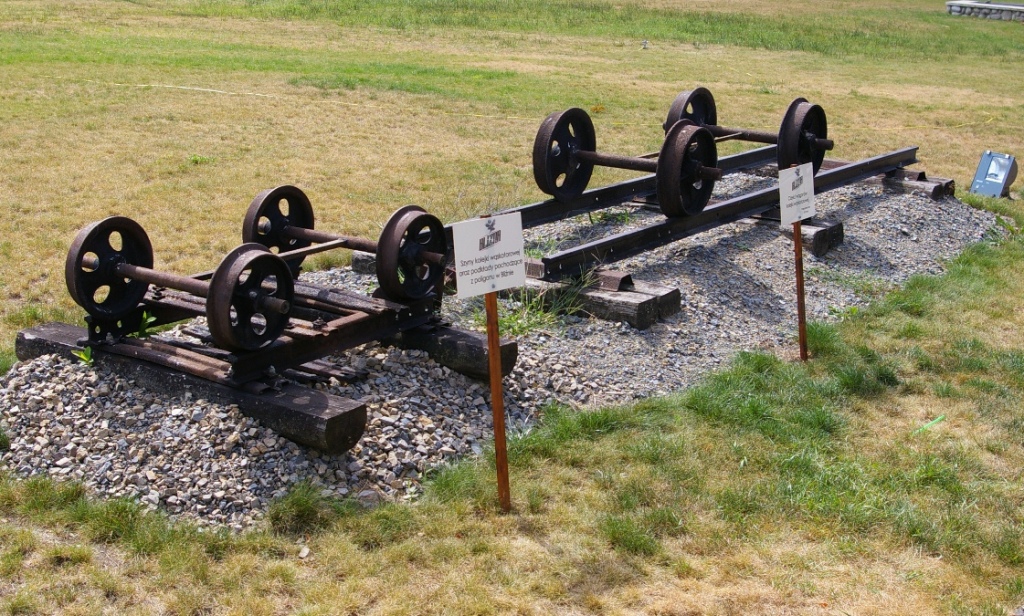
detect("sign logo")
[479,218,502,251]
[791,166,804,191]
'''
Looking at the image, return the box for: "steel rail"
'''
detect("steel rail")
[499,145,778,228]
[534,147,919,281]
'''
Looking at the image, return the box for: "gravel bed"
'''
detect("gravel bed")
[0,173,1001,529]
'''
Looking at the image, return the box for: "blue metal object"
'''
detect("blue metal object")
[970,151,1017,198]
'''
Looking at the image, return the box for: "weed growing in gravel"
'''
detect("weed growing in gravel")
[491,290,562,337]
[471,271,591,337]
[588,208,632,225]
[808,267,894,300]
[70,346,94,367]
[524,235,562,260]
[127,311,158,339]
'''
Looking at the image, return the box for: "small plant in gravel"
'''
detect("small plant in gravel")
[588,208,631,225]
[70,345,94,367]
[473,270,592,337]
[523,236,562,259]
[128,310,158,339]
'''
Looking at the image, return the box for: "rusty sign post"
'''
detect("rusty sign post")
[779,163,816,362]
[483,291,510,510]
[792,219,809,361]
[451,212,526,512]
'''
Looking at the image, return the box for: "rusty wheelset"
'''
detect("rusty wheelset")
[65,217,294,352]
[66,191,450,352]
[533,108,722,216]
[242,185,448,302]
[533,88,835,215]
[664,87,834,173]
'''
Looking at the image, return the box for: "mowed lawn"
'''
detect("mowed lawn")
[0,1,1023,614]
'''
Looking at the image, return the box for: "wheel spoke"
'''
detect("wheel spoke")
[397,261,418,286]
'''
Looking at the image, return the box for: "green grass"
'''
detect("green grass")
[42,544,92,567]
[266,480,351,535]
[599,514,661,555]
[0,23,657,118]
[2,591,38,615]
[293,64,520,101]
[184,0,1024,61]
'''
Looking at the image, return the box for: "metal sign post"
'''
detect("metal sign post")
[779,163,816,362]
[451,212,526,512]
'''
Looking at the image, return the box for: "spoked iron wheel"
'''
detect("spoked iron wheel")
[242,185,315,276]
[532,108,597,202]
[656,123,718,217]
[375,205,449,302]
[207,244,294,352]
[663,87,718,132]
[65,216,154,322]
[777,98,829,173]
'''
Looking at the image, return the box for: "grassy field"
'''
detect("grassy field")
[1,0,1023,613]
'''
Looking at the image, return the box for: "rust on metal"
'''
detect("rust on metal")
[596,270,633,292]
[665,87,833,174]
[532,106,722,216]
[243,186,450,290]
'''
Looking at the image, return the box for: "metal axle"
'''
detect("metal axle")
[80,256,291,315]
[275,225,447,265]
[703,124,833,151]
[574,149,723,181]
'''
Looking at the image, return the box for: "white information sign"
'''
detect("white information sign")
[451,212,526,300]
[779,162,816,226]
